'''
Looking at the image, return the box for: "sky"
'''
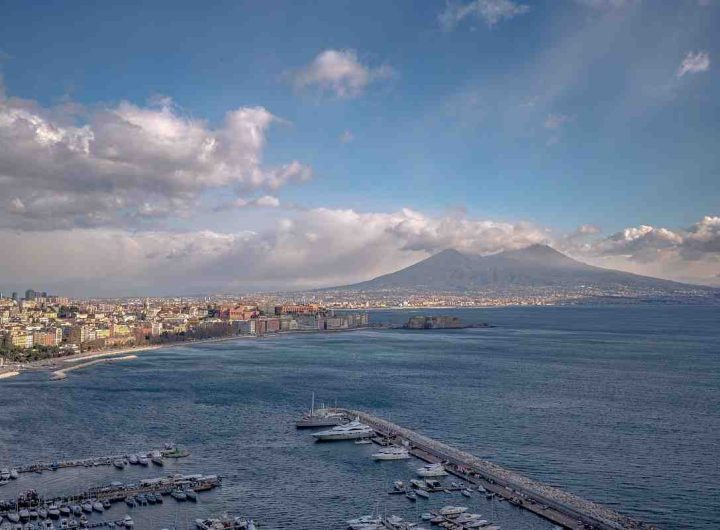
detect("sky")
[0,0,718,295]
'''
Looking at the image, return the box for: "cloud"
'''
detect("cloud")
[215,195,281,211]
[544,113,572,130]
[340,130,354,144]
[291,49,395,98]
[0,92,311,229]
[676,51,711,78]
[572,0,640,9]
[0,208,549,295]
[439,0,530,30]
[2,210,719,294]
[563,216,720,285]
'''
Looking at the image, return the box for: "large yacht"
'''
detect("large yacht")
[295,393,346,428]
[371,446,411,460]
[311,419,374,441]
[417,462,448,477]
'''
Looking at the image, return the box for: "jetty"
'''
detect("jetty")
[330,408,658,530]
[7,446,188,474]
[51,355,138,380]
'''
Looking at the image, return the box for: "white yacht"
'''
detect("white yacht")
[417,463,448,477]
[311,420,374,441]
[347,515,381,530]
[371,446,410,460]
[439,506,468,516]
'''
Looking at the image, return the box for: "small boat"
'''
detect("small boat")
[416,489,430,499]
[393,480,405,491]
[151,456,164,466]
[405,491,417,501]
[371,446,410,460]
[146,493,157,504]
[1,468,11,480]
[59,520,69,530]
[58,507,70,517]
[421,513,432,521]
[102,500,111,510]
[92,501,104,513]
[135,494,147,506]
[68,521,79,530]
[354,438,372,445]
[29,510,39,519]
[0,478,10,487]
[477,485,486,493]
[153,492,163,503]
[170,489,187,501]
[112,460,125,470]
[461,489,473,498]
[425,479,442,489]
[8,513,21,523]
[124,497,136,507]
[19,510,30,520]
[184,489,197,502]
[128,455,138,465]
[70,506,81,516]
[138,457,149,466]
[10,469,19,479]
[80,502,92,514]
[38,509,48,519]
[417,463,448,477]
[47,505,60,519]
[123,515,134,528]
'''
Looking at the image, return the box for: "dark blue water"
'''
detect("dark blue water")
[0,305,718,530]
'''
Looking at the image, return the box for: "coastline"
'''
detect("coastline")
[2,326,374,380]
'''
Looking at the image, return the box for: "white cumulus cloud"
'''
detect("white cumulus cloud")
[291,49,395,99]
[0,92,311,229]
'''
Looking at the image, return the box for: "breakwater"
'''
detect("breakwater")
[332,408,659,530]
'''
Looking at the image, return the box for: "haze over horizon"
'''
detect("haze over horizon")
[1,0,719,296]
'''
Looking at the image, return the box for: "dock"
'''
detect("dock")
[330,408,658,530]
[8,446,189,474]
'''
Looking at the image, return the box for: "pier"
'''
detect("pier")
[8,447,188,474]
[51,355,138,380]
[330,408,658,530]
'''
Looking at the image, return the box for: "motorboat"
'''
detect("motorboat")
[70,506,81,517]
[19,510,30,520]
[8,513,21,523]
[393,480,405,491]
[102,501,111,510]
[185,489,198,502]
[112,460,125,470]
[0,469,10,480]
[170,489,187,501]
[405,490,417,501]
[354,438,372,445]
[29,510,38,519]
[347,515,381,530]
[371,446,410,460]
[47,506,60,519]
[128,455,138,465]
[461,489,473,498]
[138,457,149,466]
[311,420,374,441]
[80,502,92,514]
[124,497,136,507]
[439,506,468,516]
[417,463,448,477]
[425,479,442,489]
[92,502,104,513]
[415,489,430,499]
[123,516,133,528]
[58,508,70,518]
[38,509,47,519]
[10,469,19,480]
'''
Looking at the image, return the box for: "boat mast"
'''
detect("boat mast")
[311,392,315,416]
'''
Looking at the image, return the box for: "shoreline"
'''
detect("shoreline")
[3,327,375,380]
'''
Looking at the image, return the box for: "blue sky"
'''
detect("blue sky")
[0,0,718,294]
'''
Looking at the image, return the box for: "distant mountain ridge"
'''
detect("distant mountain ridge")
[336,244,708,293]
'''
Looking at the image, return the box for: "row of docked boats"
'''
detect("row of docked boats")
[0,515,134,529]
[0,469,19,486]
[113,450,163,470]
[195,515,256,530]
[347,513,428,530]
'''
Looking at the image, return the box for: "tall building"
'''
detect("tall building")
[25,289,36,301]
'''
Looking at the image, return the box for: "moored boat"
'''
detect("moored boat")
[311,420,374,441]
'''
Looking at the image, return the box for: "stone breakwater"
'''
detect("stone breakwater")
[333,408,659,530]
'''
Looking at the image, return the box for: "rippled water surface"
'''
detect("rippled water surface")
[0,305,718,530]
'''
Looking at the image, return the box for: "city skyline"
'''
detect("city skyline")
[1,0,719,295]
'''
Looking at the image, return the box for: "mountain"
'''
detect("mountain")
[337,244,707,293]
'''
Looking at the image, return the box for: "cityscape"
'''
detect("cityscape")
[1,1,718,529]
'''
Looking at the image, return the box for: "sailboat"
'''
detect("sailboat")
[295,392,346,428]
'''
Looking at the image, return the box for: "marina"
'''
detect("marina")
[322,409,658,530]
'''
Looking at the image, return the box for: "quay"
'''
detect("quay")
[330,408,658,530]
[9,447,188,474]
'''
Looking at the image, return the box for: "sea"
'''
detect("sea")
[0,305,718,530]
